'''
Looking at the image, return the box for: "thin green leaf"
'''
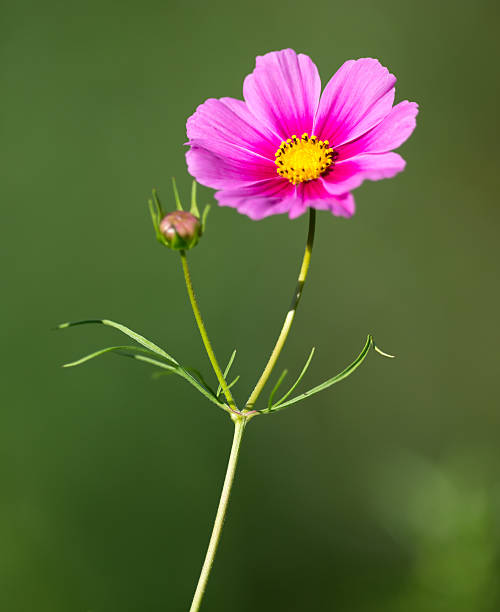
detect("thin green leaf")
[129,356,221,406]
[58,319,178,365]
[374,344,395,358]
[121,353,219,406]
[171,177,183,210]
[59,320,230,410]
[130,354,226,409]
[62,345,160,368]
[217,349,237,398]
[272,347,315,409]
[151,370,176,380]
[270,336,374,412]
[217,375,240,403]
[267,369,288,409]
[117,352,177,374]
[190,181,200,217]
[226,375,240,392]
[182,366,218,398]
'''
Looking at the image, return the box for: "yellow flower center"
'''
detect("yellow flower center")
[275,133,336,185]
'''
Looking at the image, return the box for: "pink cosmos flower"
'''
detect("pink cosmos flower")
[186,49,418,220]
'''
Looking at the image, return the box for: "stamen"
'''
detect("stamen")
[274,133,337,185]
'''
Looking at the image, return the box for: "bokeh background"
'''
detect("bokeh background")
[2,0,500,610]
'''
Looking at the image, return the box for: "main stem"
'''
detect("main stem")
[189,416,246,612]
[180,251,236,410]
[245,208,316,409]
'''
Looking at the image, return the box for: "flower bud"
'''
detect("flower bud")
[159,211,202,250]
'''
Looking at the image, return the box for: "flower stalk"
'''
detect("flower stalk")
[179,250,237,411]
[245,207,316,409]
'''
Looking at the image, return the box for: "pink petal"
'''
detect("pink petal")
[233,180,356,220]
[284,191,308,219]
[300,180,356,218]
[338,101,419,160]
[243,49,321,141]
[330,192,356,218]
[323,153,407,195]
[313,58,396,147]
[215,178,295,220]
[215,176,355,221]
[186,97,279,190]
[187,97,278,161]
[186,146,276,190]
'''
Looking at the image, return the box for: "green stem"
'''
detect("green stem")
[180,251,237,410]
[189,416,246,612]
[245,208,316,410]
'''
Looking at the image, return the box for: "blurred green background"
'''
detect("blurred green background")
[2,0,500,610]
